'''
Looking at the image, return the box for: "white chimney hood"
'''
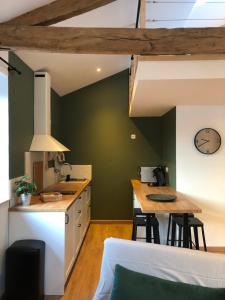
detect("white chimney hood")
[30,134,70,152]
[30,71,70,152]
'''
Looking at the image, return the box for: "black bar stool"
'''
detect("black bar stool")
[166,213,194,245]
[132,208,146,241]
[132,213,160,244]
[134,208,146,217]
[171,215,207,251]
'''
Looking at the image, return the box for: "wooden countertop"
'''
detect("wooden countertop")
[131,179,201,214]
[9,180,91,213]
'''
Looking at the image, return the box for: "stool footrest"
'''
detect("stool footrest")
[174,216,204,227]
[132,214,160,244]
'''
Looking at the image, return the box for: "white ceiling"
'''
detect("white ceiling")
[0,0,138,96]
[131,78,225,116]
[16,52,130,96]
[130,60,225,116]
[131,1,225,116]
[0,0,53,22]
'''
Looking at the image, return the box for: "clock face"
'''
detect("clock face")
[194,128,221,155]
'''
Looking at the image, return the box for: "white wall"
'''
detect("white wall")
[176,106,225,247]
[0,69,9,204]
[0,52,8,75]
[0,201,9,296]
[0,51,9,297]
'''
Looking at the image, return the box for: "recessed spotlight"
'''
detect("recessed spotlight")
[97,68,101,72]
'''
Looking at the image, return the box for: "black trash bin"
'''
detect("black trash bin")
[5,239,45,300]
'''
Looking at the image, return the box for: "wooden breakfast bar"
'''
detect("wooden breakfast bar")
[131,179,202,248]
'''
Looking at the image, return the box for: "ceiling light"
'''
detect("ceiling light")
[97,68,101,72]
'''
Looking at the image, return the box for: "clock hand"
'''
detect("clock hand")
[201,138,209,142]
[198,140,209,147]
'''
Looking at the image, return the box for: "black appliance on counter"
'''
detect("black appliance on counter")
[153,166,167,186]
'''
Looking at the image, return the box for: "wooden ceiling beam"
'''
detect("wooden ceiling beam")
[2,0,116,26]
[1,25,225,55]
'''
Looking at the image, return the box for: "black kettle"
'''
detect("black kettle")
[153,166,166,186]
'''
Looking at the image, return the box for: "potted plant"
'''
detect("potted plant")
[15,176,37,206]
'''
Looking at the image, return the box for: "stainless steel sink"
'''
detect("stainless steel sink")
[62,178,87,183]
[56,190,77,195]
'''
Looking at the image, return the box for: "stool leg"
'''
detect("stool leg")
[189,227,192,249]
[178,225,182,247]
[166,214,172,245]
[146,214,152,243]
[183,213,189,248]
[193,227,199,250]
[132,223,137,241]
[153,219,160,244]
[201,226,207,252]
[171,219,176,246]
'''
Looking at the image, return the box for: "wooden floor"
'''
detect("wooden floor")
[46,223,132,300]
[45,223,225,300]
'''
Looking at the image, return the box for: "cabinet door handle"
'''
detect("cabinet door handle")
[65,213,69,224]
[77,210,81,214]
[77,224,81,227]
[79,196,82,199]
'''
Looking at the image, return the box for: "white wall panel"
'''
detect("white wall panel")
[0,201,9,297]
[176,106,225,246]
[0,51,9,297]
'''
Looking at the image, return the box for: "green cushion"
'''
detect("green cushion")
[110,264,225,300]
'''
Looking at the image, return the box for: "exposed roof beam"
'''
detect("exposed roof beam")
[1,26,225,55]
[3,0,116,26]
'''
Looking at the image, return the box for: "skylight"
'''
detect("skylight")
[146,0,225,28]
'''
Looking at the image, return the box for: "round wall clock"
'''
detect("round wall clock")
[194,128,221,155]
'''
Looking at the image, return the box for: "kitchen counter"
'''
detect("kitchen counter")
[131,179,201,213]
[131,179,201,247]
[9,179,92,294]
[9,180,91,212]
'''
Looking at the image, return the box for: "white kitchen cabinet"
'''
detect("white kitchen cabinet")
[84,187,91,227]
[74,218,81,255]
[9,187,91,296]
[74,195,82,255]
[64,202,75,279]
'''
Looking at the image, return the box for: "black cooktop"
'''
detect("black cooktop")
[65,176,87,182]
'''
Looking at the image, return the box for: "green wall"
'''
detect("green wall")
[8,53,176,218]
[161,108,176,188]
[9,53,34,179]
[61,70,162,220]
[9,53,62,179]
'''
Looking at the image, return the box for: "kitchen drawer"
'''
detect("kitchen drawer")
[74,196,82,221]
[74,220,81,254]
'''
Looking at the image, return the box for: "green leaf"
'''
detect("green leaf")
[15,176,37,195]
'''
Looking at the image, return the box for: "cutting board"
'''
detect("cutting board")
[33,161,44,193]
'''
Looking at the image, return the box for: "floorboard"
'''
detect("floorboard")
[45,223,225,300]
[60,223,131,300]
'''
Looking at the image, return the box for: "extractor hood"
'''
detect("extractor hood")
[30,72,70,152]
